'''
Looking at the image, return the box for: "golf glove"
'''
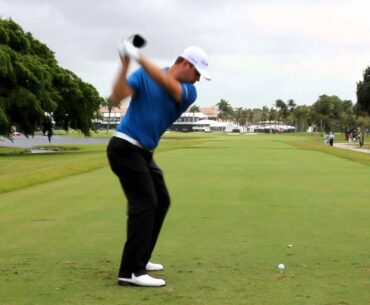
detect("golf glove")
[124,40,141,61]
[118,34,146,61]
[118,40,127,59]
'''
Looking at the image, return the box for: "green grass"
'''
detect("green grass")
[0,135,209,194]
[281,133,370,166]
[0,144,108,194]
[0,133,370,305]
[0,146,30,155]
[52,129,115,138]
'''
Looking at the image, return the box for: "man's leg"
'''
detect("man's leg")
[146,159,171,262]
[107,138,158,278]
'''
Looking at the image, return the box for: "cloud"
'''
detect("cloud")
[1,0,370,107]
[247,1,370,51]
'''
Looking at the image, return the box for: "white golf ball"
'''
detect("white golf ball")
[278,263,285,270]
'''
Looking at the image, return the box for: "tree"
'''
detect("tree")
[217,99,234,121]
[101,96,115,132]
[340,100,356,134]
[0,18,103,137]
[189,105,200,113]
[233,107,247,127]
[287,99,297,126]
[356,66,370,115]
[261,106,269,122]
[287,99,296,112]
[268,107,277,123]
[311,95,343,132]
[356,116,370,147]
[293,105,310,132]
[275,99,288,124]
[188,104,200,122]
[246,109,254,124]
[251,108,262,124]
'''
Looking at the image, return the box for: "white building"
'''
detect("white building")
[95,105,129,129]
[249,121,295,133]
[170,111,242,133]
[176,112,208,123]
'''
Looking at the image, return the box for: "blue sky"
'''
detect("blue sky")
[1,0,370,108]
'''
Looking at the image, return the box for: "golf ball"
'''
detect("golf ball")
[278,263,285,270]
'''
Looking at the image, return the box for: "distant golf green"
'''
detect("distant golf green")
[0,133,369,305]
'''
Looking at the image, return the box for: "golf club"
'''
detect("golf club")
[129,34,146,48]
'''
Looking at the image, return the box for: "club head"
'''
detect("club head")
[131,34,146,48]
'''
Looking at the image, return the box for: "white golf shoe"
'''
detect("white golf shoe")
[146,261,164,271]
[118,273,166,287]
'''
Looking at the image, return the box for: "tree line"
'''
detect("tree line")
[0,18,103,138]
[212,70,370,135]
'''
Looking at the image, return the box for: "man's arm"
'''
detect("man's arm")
[111,55,133,107]
[122,38,183,103]
[138,56,182,103]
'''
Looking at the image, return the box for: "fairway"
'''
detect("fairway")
[1,134,369,305]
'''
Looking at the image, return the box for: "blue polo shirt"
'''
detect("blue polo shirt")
[116,67,197,150]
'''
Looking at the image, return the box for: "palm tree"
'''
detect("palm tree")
[246,109,254,124]
[261,106,269,130]
[287,99,297,127]
[189,105,200,122]
[189,105,200,113]
[269,107,277,123]
[293,105,310,132]
[217,99,234,121]
[101,96,115,132]
[287,99,296,112]
[275,99,284,122]
[233,107,248,128]
[275,99,288,125]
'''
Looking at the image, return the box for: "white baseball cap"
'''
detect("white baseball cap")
[180,46,211,80]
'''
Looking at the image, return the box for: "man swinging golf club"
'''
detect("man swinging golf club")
[107,34,211,287]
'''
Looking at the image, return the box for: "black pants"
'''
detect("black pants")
[107,137,170,278]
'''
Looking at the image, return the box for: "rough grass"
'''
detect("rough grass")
[0,133,369,305]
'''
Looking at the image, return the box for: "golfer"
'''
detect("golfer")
[107,35,210,287]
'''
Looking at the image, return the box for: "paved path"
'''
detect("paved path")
[333,142,370,154]
[0,135,109,148]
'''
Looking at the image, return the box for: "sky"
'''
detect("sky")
[1,0,370,109]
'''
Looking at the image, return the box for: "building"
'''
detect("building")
[97,104,249,133]
[170,112,208,132]
[199,106,219,120]
[95,104,129,130]
[169,109,242,133]
[249,121,295,133]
